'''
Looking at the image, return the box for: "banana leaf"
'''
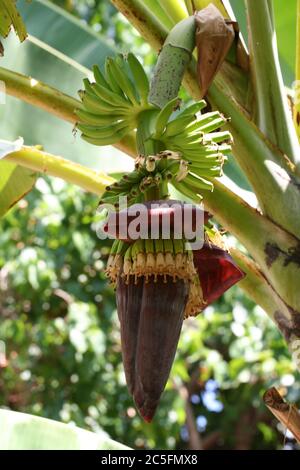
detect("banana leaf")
[0,408,130,450]
[0,138,37,217]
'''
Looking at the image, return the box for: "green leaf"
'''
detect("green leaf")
[0,161,36,217]
[0,409,130,450]
[0,0,27,54]
[17,0,113,69]
[0,137,36,218]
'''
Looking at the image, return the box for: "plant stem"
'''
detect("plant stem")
[264,387,300,443]
[110,0,168,51]
[159,0,188,24]
[0,66,136,158]
[295,0,300,142]
[230,248,285,324]
[192,0,229,18]
[142,0,174,30]
[5,147,115,196]
[245,0,299,159]
[0,66,79,122]
[267,0,275,28]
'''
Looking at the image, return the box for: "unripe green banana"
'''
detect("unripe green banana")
[173,239,185,255]
[216,144,232,155]
[182,111,221,131]
[189,157,223,169]
[131,239,145,259]
[191,166,222,177]
[130,185,140,197]
[203,131,232,144]
[184,173,214,191]
[110,239,120,255]
[92,64,111,90]
[154,239,164,254]
[154,97,181,137]
[91,82,131,108]
[169,134,203,146]
[80,91,111,114]
[145,239,154,253]
[108,57,140,107]
[0,0,27,42]
[76,109,125,126]
[76,109,126,126]
[82,78,99,97]
[154,173,162,185]
[77,120,134,139]
[81,125,133,146]
[172,181,202,202]
[127,53,150,105]
[186,116,226,134]
[163,239,174,254]
[179,101,207,117]
[105,57,124,95]
[99,194,119,205]
[122,171,142,184]
[164,115,196,138]
[80,91,126,114]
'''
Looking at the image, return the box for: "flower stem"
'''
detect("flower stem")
[0,66,79,122]
[5,147,115,196]
[230,248,286,324]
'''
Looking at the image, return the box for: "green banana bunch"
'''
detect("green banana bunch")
[99,151,188,207]
[77,50,232,197]
[0,0,27,54]
[76,53,153,146]
[142,98,232,191]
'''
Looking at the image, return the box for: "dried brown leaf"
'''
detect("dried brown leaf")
[195,4,236,97]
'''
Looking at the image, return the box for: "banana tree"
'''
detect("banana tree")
[1,0,300,424]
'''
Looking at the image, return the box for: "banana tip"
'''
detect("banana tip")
[134,391,157,423]
[143,414,154,423]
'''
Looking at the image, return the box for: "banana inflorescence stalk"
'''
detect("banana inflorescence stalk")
[77,14,244,422]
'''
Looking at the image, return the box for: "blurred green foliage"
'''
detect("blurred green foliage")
[0,178,299,450]
[52,0,156,68]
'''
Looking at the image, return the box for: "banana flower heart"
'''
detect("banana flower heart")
[104,201,244,421]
